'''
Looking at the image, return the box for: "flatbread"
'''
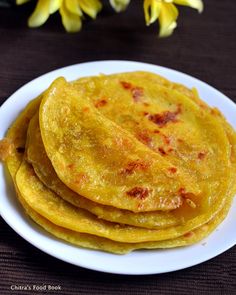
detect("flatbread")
[39,78,202,212]
[26,113,182,229]
[15,158,231,243]
[1,71,235,254]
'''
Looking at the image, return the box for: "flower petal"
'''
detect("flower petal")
[143,0,162,26]
[60,1,82,32]
[159,3,179,37]
[174,0,203,13]
[28,0,50,28]
[77,0,102,19]
[16,0,30,5]
[109,0,130,12]
[49,0,63,14]
[65,0,83,16]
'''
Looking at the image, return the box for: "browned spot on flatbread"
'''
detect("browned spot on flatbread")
[126,187,150,200]
[131,87,144,102]
[121,160,150,175]
[149,105,181,127]
[158,147,167,156]
[95,99,107,108]
[67,163,75,169]
[120,81,132,90]
[198,152,206,160]
[184,231,194,238]
[168,167,177,173]
[120,81,144,102]
[136,130,152,147]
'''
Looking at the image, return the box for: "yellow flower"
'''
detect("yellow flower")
[144,0,203,37]
[16,0,102,32]
[109,0,130,12]
[16,0,204,37]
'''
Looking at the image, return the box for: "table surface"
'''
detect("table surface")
[0,0,236,294]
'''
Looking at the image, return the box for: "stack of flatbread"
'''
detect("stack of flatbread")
[1,72,236,254]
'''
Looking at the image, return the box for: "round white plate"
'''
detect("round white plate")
[0,61,236,275]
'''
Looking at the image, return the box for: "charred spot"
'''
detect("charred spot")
[120,81,132,89]
[148,105,181,127]
[67,163,74,169]
[158,147,167,156]
[149,111,178,127]
[131,87,144,102]
[136,130,153,147]
[143,112,149,116]
[168,167,177,173]
[126,187,149,200]
[16,147,25,154]
[120,81,144,102]
[95,99,107,108]
[184,231,194,238]
[153,130,160,134]
[121,160,150,175]
[198,152,206,160]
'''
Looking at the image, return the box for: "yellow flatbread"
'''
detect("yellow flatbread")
[1,71,235,254]
[17,190,233,254]
[39,78,202,212]
[15,159,230,243]
[26,113,182,229]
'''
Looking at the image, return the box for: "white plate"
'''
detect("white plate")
[0,61,236,275]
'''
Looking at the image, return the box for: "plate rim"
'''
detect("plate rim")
[0,60,236,275]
